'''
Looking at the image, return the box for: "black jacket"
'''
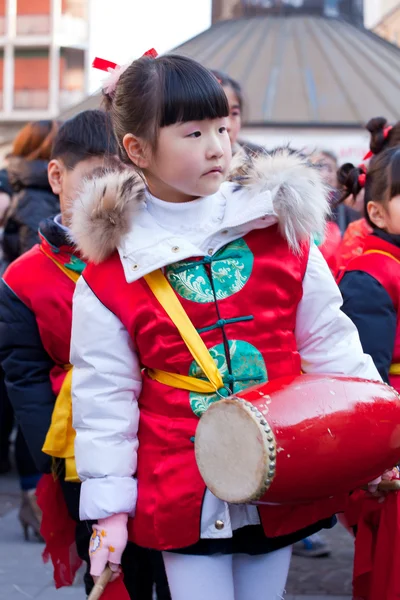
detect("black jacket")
[339,230,398,383]
[2,157,59,265]
[0,218,70,472]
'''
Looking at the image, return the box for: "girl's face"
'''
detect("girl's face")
[140,117,232,203]
[368,195,400,235]
[223,85,242,146]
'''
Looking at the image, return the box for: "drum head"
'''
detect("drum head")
[195,398,275,503]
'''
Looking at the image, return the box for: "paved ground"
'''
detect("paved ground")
[0,469,353,599]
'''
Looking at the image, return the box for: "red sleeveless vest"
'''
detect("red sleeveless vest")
[3,236,77,395]
[343,235,400,392]
[84,226,346,549]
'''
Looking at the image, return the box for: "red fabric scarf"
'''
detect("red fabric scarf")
[37,475,130,598]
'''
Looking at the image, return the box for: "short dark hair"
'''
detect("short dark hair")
[105,54,229,163]
[51,109,117,169]
[211,70,243,111]
[338,147,400,228]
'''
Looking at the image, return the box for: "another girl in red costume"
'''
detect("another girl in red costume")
[69,52,380,600]
[337,117,400,271]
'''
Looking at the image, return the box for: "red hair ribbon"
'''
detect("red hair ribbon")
[92,57,118,72]
[357,163,367,188]
[358,173,366,187]
[143,48,158,58]
[92,48,158,73]
[363,125,393,161]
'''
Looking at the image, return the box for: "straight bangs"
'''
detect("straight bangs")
[159,55,229,127]
[389,148,400,200]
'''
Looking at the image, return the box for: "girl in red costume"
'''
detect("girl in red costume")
[338,146,400,600]
[69,52,380,600]
[337,117,400,271]
[339,147,400,392]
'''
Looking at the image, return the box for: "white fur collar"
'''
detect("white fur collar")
[70,148,329,264]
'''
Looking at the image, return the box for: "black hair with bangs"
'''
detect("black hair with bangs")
[103,54,229,164]
[161,56,229,127]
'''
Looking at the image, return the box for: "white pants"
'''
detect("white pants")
[163,545,292,600]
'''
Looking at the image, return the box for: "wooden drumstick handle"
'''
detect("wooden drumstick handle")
[378,479,400,492]
[88,566,113,600]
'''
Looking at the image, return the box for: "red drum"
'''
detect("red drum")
[194,375,400,504]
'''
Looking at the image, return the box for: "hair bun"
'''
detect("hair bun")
[337,162,363,203]
[366,117,388,154]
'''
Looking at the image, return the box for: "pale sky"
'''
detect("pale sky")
[89,0,381,92]
[89,0,212,92]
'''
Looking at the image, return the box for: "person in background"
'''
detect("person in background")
[0,170,13,474]
[2,120,60,265]
[338,147,400,385]
[211,70,263,155]
[337,117,400,271]
[337,145,400,600]
[0,120,59,542]
[309,151,359,275]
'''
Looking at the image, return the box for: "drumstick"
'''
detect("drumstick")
[88,566,113,600]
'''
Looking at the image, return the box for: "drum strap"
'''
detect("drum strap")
[143,269,225,394]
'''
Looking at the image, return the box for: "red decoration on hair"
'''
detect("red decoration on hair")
[358,173,366,187]
[363,124,393,161]
[92,57,118,72]
[143,48,158,58]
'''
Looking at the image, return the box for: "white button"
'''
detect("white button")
[172,246,180,253]
[208,248,214,256]
[132,264,139,271]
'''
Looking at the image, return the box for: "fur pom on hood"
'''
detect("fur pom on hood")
[228,148,329,250]
[70,148,329,263]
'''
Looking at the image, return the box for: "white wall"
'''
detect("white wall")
[364,0,399,28]
[241,126,370,165]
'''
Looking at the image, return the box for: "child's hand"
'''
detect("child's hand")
[89,513,128,581]
[367,468,400,498]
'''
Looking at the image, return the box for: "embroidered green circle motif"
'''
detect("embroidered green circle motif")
[165,239,254,303]
[188,340,268,418]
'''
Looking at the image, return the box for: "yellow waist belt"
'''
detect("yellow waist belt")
[42,367,78,482]
[42,265,224,483]
[390,364,400,375]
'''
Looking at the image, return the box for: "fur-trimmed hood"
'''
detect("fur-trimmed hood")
[70,148,329,266]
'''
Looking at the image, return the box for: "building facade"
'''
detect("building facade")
[0,0,89,122]
[212,0,364,25]
[373,2,400,47]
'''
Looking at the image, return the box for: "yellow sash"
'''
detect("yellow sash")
[143,270,224,394]
[42,368,79,482]
[363,249,400,265]
[41,248,80,482]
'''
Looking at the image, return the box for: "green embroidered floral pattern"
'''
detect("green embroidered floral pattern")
[165,239,254,303]
[188,340,268,417]
[65,254,86,274]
